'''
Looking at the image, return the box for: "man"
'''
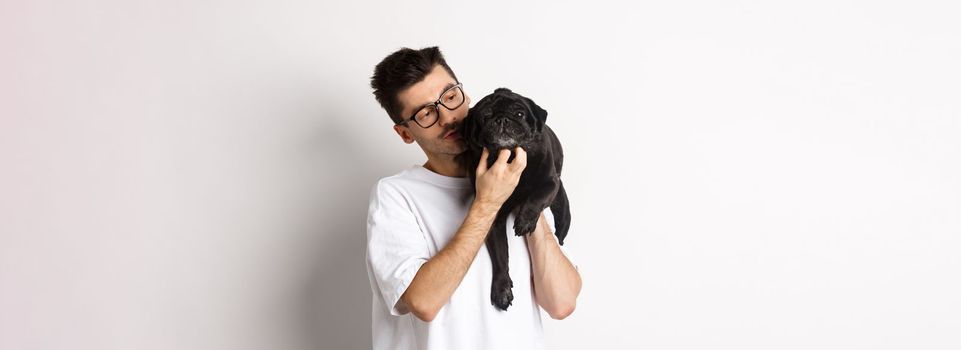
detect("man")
[366,46,582,350]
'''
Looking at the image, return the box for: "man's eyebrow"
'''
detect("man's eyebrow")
[410,82,457,114]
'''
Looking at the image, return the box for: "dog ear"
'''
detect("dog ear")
[463,108,484,150]
[523,96,548,134]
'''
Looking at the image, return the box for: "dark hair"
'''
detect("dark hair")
[370,46,459,124]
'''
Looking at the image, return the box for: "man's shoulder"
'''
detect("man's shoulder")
[372,166,418,190]
[367,169,419,218]
[370,165,469,203]
[370,165,439,202]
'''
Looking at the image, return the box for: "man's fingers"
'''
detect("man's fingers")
[476,148,489,175]
[495,149,512,166]
[510,147,528,171]
[479,147,489,165]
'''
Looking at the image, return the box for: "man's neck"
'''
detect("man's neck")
[423,158,466,178]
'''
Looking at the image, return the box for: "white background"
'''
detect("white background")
[2,0,959,349]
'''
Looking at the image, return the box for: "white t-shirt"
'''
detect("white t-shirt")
[365,164,577,350]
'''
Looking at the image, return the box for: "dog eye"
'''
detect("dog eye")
[516,112,524,117]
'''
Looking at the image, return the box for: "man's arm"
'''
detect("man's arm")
[527,211,582,319]
[400,147,527,322]
[399,201,497,322]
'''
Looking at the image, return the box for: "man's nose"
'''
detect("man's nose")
[438,107,462,126]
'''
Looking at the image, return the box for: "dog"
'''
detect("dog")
[456,87,571,311]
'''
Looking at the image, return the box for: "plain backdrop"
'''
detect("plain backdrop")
[2,0,959,349]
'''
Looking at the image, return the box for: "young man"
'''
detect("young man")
[366,46,582,350]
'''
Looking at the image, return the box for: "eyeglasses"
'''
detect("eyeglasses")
[397,83,466,128]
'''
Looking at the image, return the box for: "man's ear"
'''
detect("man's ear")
[393,124,416,144]
[524,97,548,133]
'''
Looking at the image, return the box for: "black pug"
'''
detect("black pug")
[455,87,571,311]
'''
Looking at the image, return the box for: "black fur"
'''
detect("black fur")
[455,88,571,311]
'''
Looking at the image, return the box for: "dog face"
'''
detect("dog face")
[462,88,548,151]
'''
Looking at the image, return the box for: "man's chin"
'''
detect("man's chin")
[448,137,466,146]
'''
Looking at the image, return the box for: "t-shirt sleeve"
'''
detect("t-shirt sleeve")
[366,180,431,316]
[542,207,578,271]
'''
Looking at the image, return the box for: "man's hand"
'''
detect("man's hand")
[474,147,527,208]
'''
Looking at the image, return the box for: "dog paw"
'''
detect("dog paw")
[491,279,514,310]
[513,213,538,237]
